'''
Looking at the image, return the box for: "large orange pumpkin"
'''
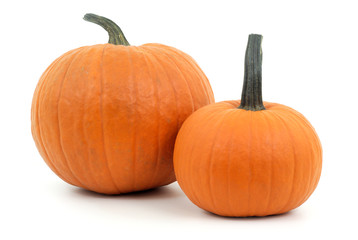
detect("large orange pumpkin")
[31,14,214,194]
[173,34,322,217]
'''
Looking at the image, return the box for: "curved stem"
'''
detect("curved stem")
[83,13,130,46]
[238,34,265,111]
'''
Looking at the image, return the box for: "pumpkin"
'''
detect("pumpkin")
[173,34,322,217]
[31,13,214,194]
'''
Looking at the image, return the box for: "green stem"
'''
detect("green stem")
[238,34,265,111]
[83,13,130,46]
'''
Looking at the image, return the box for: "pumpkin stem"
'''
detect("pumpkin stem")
[238,34,265,111]
[83,13,130,46]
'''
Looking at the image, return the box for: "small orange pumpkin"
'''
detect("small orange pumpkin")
[173,34,322,217]
[31,14,214,194]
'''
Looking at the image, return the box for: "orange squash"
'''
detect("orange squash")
[173,34,322,217]
[31,14,214,194]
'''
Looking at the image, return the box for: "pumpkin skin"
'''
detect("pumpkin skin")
[174,101,322,216]
[31,14,214,194]
[173,34,322,217]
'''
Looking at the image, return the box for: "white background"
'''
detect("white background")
[1,0,357,239]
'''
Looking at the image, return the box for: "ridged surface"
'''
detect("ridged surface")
[31,43,214,194]
[173,100,322,217]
